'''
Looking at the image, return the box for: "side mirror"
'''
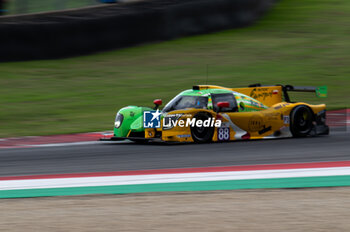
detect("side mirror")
[216,101,229,112]
[153,99,162,109]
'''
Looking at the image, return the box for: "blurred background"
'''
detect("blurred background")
[1,0,119,15]
[0,0,349,137]
[0,2,349,230]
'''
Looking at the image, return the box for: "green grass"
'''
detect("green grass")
[1,0,350,137]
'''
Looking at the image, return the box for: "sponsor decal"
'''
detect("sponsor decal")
[248,115,264,132]
[208,97,213,110]
[274,103,291,110]
[250,88,273,101]
[250,100,260,108]
[177,134,191,138]
[283,116,290,124]
[143,110,162,128]
[258,126,272,135]
[263,112,280,121]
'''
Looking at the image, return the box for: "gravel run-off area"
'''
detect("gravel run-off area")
[1,187,350,231]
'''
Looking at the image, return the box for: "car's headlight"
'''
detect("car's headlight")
[114,113,124,128]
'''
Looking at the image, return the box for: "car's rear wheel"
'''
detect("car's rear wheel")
[290,105,314,137]
[190,112,215,143]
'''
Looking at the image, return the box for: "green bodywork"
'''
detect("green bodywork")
[114,106,152,137]
[113,88,268,137]
[177,88,268,112]
[178,88,230,96]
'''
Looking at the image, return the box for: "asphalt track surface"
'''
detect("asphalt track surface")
[0,130,349,177]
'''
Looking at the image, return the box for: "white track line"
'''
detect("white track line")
[30,141,102,147]
[20,140,128,148]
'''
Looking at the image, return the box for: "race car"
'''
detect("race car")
[102,84,329,143]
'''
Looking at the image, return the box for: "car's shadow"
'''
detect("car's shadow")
[99,134,331,147]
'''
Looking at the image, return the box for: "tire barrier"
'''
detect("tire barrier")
[0,0,275,61]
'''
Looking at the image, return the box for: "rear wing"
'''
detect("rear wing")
[280,85,328,102]
[247,84,328,103]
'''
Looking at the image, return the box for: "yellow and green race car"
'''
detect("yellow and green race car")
[103,84,329,143]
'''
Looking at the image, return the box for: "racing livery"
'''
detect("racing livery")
[103,84,329,143]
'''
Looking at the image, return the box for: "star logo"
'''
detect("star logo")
[150,109,162,121]
[143,110,162,128]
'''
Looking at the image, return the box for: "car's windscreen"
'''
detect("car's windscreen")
[163,95,208,113]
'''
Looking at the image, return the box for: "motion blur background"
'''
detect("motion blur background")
[2,0,112,14]
[0,0,348,137]
[0,2,349,231]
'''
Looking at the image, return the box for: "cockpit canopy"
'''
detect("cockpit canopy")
[163,95,208,112]
[162,91,238,113]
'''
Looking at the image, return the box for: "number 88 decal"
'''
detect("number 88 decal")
[218,127,230,141]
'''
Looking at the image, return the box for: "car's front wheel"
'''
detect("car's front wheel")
[190,112,215,143]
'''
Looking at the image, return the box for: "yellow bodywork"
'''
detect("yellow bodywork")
[143,85,327,142]
[144,102,326,142]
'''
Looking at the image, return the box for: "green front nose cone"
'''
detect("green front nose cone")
[130,116,144,131]
[114,106,153,137]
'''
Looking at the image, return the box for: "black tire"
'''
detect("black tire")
[290,105,314,137]
[190,112,215,143]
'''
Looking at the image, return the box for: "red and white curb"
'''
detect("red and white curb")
[1,161,350,198]
[327,109,350,128]
[0,161,350,198]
